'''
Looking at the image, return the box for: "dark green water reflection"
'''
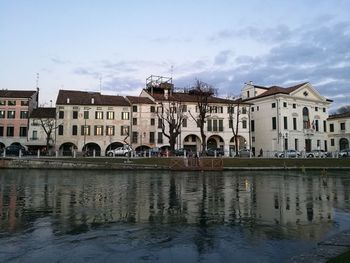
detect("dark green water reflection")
[0,170,350,262]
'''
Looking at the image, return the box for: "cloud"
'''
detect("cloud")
[51,57,70,65]
[214,50,233,65]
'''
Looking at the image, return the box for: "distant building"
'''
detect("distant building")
[55,90,131,156]
[27,107,56,153]
[327,111,350,152]
[242,82,332,155]
[0,89,39,149]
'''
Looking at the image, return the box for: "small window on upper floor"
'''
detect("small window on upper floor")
[132,105,137,112]
[8,100,16,106]
[283,102,287,107]
[272,103,276,108]
[315,107,318,112]
[293,104,296,109]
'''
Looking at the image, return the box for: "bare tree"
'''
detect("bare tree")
[157,98,186,151]
[38,117,59,154]
[188,80,216,154]
[227,97,243,156]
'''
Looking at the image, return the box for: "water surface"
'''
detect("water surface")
[1,169,350,262]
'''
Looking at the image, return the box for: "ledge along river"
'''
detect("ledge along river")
[0,169,350,262]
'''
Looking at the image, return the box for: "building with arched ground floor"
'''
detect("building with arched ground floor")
[327,111,350,152]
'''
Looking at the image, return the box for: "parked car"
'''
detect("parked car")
[106,145,133,157]
[307,149,327,158]
[4,145,29,156]
[206,148,224,157]
[275,149,301,158]
[238,148,252,157]
[338,148,350,158]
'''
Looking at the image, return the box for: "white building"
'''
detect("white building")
[242,82,332,155]
[55,90,131,156]
[327,111,350,152]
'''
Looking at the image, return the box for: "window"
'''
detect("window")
[331,138,335,146]
[58,125,64,135]
[213,120,218,131]
[247,91,250,98]
[197,119,201,127]
[330,123,334,132]
[72,125,78,135]
[227,106,234,114]
[207,119,212,131]
[106,126,115,136]
[0,110,5,118]
[182,105,187,112]
[323,120,327,132]
[293,118,297,130]
[132,132,138,143]
[81,125,90,136]
[158,118,162,128]
[272,103,276,108]
[121,126,129,136]
[229,119,233,129]
[59,111,64,119]
[133,118,137,125]
[323,108,326,113]
[84,111,89,119]
[94,125,103,136]
[122,112,129,120]
[293,104,296,109]
[315,120,319,132]
[317,140,321,147]
[182,118,187,128]
[19,127,27,137]
[157,132,163,144]
[21,100,29,106]
[150,118,155,126]
[252,136,255,142]
[284,116,288,129]
[73,111,78,119]
[149,132,155,143]
[132,105,137,112]
[251,107,254,112]
[295,139,299,151]
[218,106,223,113]
[8,100,16,106]
[315,107,318,111]
[257,106,259,111]
[32,130,37,140]
[324,140,328,152]
[95,111,103,119]
[283,102,287,107]
[303,107,310,129]
[20,111,28,119]
[106,111,114,120]
[7,126,14,137]
[242,107,247,114]
[7,111,15,119]
[272,117,276,130]
[340,122,346,131]
[150,106,155,113]
[0,100,5,105]
[219,120,223,131]
[251,120,255,132]
[0,126,3,136]
[242,120,247,129]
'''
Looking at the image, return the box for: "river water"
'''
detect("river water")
[0,169,350,262]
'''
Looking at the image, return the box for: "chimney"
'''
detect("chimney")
[164,89,168,99]
[91,98,95,104]
[67,98,70,104]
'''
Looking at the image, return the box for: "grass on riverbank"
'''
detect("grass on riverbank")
[327,249,350,263]
[44,157,350,168]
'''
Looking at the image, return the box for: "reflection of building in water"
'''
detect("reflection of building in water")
[0,171,349,239]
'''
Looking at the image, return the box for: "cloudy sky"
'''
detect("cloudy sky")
[1,0,350,110]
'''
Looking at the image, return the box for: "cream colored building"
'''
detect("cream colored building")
[140,79,251,156]
[327,111,350,152]
[242,82,332,155]
[55,90,131,156]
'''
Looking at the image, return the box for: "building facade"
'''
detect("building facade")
[242,82,332,155]
[327,112,350,152]
[0,89,39,149]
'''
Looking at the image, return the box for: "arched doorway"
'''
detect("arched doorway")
[105,142,124,155]
[0,142,5,150]
[59,142,78,156]
[229,136,247,156]
[135,145,150,156]
[207,135,224,149]
[83,143,101,156]
[183,134,201,152]
[339,138,349,150]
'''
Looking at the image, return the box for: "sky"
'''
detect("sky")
[1,0,350,110]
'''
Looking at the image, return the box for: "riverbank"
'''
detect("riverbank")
[1,156,350,170]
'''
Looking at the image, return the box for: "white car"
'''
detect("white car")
[275,149,301,158]
[107,145,133,157]
[307,150,327,158]
[338,149,350,158]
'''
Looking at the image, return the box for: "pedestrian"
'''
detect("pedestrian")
[259,148,263,157]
